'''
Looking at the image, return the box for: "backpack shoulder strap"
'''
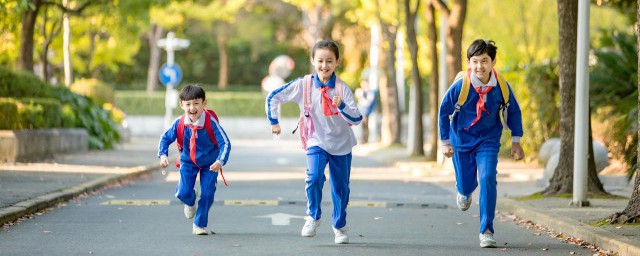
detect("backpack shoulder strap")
[303,75,312,112]
[335,77,344,99]
[455,70,471,111]
[203,109,218,147]
[176,115,186,151]
[494,70,510,105]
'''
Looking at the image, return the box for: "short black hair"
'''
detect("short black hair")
[179,84,206,101]
[311,40,340,60]
[467,39,497,60]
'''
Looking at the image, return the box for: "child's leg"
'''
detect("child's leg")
[476,147,499,234]
[327,153,352,229]
[175,164,198,206]
[305,146,329,221]
[452,150,478,197]
[194,166,219,228]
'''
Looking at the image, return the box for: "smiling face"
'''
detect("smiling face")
[180,98,206,122]
[311,48,338,83]
[468,53,496,84]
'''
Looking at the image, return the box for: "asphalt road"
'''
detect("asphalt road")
[0,138,596,255]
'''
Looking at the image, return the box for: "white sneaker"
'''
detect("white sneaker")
[479,230,496,248]
[456,193,472,211]
[183,190,199,219]
[301,216,320,237]
[184,204,196,219]
[192,224,208,235]
[333,227,349,244]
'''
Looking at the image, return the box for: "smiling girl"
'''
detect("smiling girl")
[265,40,362,244]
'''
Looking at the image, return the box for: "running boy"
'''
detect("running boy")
[265,40,362,244]
[158,84,231,235]
[438,39,524,248]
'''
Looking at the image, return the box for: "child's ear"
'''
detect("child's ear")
[203,99,207,107]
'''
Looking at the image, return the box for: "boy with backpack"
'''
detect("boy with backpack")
[438,39,524,248]
[266,40,362,244]
[158,84,231,235]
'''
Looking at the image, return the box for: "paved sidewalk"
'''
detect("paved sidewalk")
[0,137,161,225]
[1,134,639,255]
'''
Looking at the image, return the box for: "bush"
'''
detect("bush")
[0,66,54,98]
[70,78,115,106]
[18,98,63,129]
[53,87,120,149]
[0,98,19,129]
[0,97,62,129]
[115,90,300,117]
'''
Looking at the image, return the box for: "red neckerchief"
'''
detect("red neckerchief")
[318,86,339,116]
[465,71,496,130]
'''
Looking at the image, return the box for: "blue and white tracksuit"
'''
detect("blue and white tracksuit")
[438,71,523,235]
[158,113,231,228]
[266,73,362,229]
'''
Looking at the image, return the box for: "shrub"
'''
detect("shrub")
[70,78,115,106]
[52,87,120,149]
[0,98,19,129]
[0,97,62,129]
[0,66,54,98]
[18,98,63,129]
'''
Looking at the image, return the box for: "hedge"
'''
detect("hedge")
[0,66,54,98]
[0,97,63,129]
[115,91,300,117]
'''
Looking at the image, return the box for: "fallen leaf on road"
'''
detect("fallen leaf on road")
[541,248,548,251]
[533,232,541,236]
[456,222,463,225]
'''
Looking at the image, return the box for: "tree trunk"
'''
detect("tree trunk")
[18,0,42,73]
[445,0,466,83]
[146,24,163,93]
[216,23,229,90]
[426,1,439,161]
[607,0,640,224]
[587,107,608,195]
[62,0,72,87]
[405,0,424,156]
[378,24,401,146]
[542,0,578,196]
[40,6,62,82]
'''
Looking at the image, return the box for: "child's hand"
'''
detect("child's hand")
[271,124,281,135]
[332,96,342,107]
[441,145,454,158]
[160,155,169,168]
[209,162,222,172]
[511,142,525,161]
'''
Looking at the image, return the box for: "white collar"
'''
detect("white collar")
[184,112,205,127]
[471,70,497,88]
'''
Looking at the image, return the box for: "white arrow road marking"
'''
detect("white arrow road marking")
[256,213,305,226]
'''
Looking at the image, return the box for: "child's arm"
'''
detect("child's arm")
[211,117,231,167]
[335,84,363,126]
[438,83,460,146]
[505,82,525,160]
[158,119,179,164]
[265,78,304,126]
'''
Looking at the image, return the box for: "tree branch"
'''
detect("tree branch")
[44,0,103,15]
[430,0,450,16]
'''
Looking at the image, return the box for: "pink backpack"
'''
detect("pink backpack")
[294,75,343,150]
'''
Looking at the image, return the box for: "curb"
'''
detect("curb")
[497,197,640,256]
[0,164,160,226]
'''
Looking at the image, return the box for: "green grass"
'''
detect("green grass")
[115,90,300,117]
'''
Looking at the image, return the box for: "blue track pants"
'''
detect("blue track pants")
[452,144,499,234]
[175,162,218,228]
[305,146,352,229]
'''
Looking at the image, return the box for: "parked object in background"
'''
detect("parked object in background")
[539,138,609,184]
